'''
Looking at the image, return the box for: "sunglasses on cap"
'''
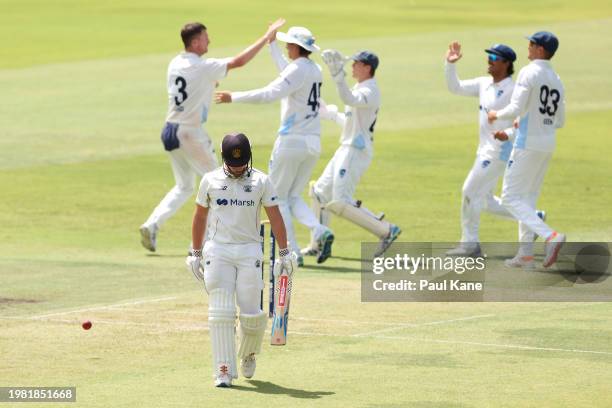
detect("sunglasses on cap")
[487,53,505,62]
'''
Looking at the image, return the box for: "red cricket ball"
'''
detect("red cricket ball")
[82,320,92,330]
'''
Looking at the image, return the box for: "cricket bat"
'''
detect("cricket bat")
[270,265,292,345]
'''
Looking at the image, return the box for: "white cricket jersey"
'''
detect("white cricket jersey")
[165,52,229,128]
[196,167,278,244]
[332,77,380,156]
[496,60,565,152]
[445,62,515,161]
[231,55,323,143]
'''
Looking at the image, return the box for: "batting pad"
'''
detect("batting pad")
[307,181,330,250]
[208,288,238,379]
[237,311,267,358]
[326,200,390,237]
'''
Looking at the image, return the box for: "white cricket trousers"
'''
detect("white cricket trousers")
[460,155,513,243]
[501,148,554,244]
[145,125,218,228]
[203,241,264,314]
[314,145,371,204]
[269,141,320,253]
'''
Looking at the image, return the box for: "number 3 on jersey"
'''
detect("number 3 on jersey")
[307,82,322,112]
[174,76,188,107]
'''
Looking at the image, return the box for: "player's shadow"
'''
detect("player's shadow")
[145,253,186,258]
[302,264,362,273]
[232,380,335,399]
[332,255,368,262]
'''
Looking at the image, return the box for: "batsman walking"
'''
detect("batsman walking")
[186,133,297,388]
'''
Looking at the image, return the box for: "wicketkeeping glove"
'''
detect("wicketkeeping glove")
[321,49,347,81]
[185,249,205,282]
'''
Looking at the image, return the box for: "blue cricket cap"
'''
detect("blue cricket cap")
[526,31,559,55]
[352,51,379,71]
[484,44,517,62]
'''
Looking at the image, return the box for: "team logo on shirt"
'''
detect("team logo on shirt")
[221,186,228,190]
[216,197,255,206]
[231,199,255,206]
[497,90,504,98]
[508,160,514,168]
[339,169,346,177]
[243,185,253,192]
[482,160,490,168]
[255,260,261,268]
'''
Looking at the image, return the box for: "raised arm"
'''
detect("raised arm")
[332,80,377,107]
[226,18,285,71]
[269,39,289,72]
[321,49,379,107]
[444,42,480,96]
[445,62,481,96]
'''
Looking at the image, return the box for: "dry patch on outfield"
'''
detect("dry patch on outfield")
[0,297,40,305]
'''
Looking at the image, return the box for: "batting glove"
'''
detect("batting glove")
[321,49,346,81]
[276,248,298,276]
[186,249,205,282]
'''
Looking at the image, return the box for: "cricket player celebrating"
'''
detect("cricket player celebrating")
[303,50,401,258]
[139,19,285,252]
[215,26,335,265]
[444,42,534,257]
[488,31,566,268]
[186,133,297,387]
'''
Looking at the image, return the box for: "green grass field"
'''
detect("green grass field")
[1,1,612,406]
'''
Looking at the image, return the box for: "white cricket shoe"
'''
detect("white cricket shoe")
[446,243,482,258]
[504,255,535,269]
[240,353,256,379]
[139,223,158,252]
[214,364,233,388]
[300,245,319,257]
[214,374,232,388]
[543,231,566,268]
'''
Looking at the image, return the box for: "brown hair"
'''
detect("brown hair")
[298,46,312,57]
[181,22,206,48]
